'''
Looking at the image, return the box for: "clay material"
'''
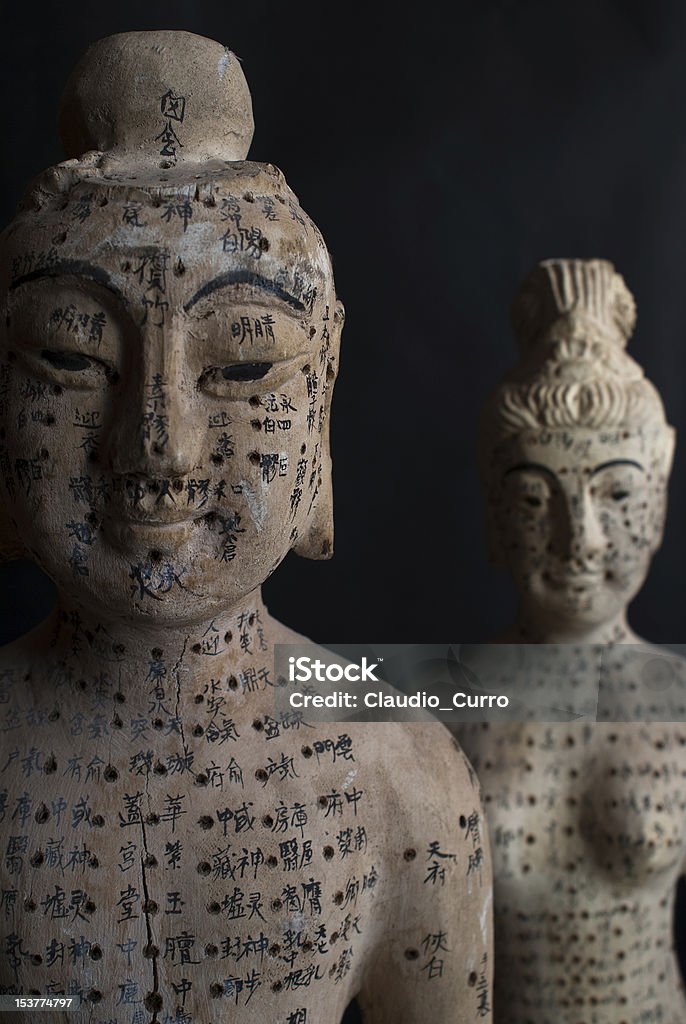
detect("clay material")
[454,259,686,1023]
[0,31,492,1023]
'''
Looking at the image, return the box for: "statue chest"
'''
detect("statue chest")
[457,722,686,887]
[0,714,380,1020]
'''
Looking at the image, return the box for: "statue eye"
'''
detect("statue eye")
[198,361,275,395]
[524,495,542,508]
[28,348,118,388]
[198,354,304,397]
[220,362,273,382]
[611,489,630,502]
[41,349,92,371]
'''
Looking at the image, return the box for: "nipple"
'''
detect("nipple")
[58,30,254,169]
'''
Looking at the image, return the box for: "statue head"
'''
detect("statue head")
[479,258,674,635]
[0,30,343,625]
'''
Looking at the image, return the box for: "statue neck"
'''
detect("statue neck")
[40,587,275,683]
[504,604,639,645]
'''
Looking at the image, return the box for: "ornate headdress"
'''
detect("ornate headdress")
[480,258,668,443]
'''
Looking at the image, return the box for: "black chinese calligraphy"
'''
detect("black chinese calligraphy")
[0,617,491,1023]
[2,171,340,619]
[157,90,186,166]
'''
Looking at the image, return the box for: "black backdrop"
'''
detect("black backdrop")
[1,1,686,1016]
[2,0,686,644]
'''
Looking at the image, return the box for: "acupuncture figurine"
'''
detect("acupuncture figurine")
[0,31,491,1024]
[454,258,686,1023]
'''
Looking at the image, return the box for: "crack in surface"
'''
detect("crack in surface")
[139,815,160,1023]
[125,635,191,1022]
[173,635,193,774]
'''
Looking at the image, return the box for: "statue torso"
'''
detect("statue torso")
[456,703,686,1024]
[0,612,487,1024]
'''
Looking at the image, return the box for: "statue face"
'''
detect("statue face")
[0,184,340,623]
[487,425,674,630]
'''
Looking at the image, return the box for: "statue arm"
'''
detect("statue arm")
[357,725,493,1023]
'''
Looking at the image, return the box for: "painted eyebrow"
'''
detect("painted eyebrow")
[9,260,125,303]
[591,459,645,476]
[503,462,558,482]
[183,270,305,313]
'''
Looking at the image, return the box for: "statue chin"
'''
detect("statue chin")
[515,568,649,636]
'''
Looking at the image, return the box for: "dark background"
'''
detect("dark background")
[2,0,686,645]
[1,1,686,1016]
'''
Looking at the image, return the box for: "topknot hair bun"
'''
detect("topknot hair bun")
[511,259,637,357]
[58,30,254,169]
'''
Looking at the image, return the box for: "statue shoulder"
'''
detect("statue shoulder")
[347,719,482,832]
[599,642,686,721]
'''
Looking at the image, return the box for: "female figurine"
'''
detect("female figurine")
[0,31,491,1024]
[455,258,685,1023]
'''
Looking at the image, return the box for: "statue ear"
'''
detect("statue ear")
[662,425,676,478]
[293,300,343,561]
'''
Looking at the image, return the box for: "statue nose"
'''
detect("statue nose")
[102,345,201,481]
[140,380,194,477]
[555,488,606,566]
[112,393,197,479]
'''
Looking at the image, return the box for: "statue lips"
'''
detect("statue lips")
[107,489,219,530]
[100,503,243,558]
[122,514,200,526]
[545,568,605,592]
[101,509,204,554]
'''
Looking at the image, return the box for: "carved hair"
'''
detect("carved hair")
[480,259,669,446]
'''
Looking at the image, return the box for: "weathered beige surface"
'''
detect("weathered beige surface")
[454,259,686,1023]
[0,31,491,1024]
